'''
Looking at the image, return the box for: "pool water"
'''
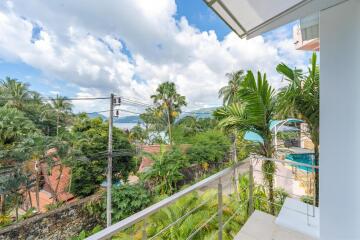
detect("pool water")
[285,153,315,172]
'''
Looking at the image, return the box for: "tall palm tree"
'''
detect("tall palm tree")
[0,77,31,110]
[218,70,245,105]
[214,71,277,214]
[219,70,246,193]
[151,82,187,145]
[49,95,73,136]
[276,52,319,205]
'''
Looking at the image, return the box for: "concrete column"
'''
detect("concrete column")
[320,1,360,239]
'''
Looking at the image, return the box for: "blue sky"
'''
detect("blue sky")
[0,0,309,113]
[3,0,233,98]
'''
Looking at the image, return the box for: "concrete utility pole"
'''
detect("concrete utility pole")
[106,93,114,227]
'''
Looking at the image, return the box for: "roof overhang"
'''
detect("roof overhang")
[204,0,348,39]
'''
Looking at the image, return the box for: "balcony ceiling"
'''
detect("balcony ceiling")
[204,0,347,39]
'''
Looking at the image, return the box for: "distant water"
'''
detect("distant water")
[114,122,138,130]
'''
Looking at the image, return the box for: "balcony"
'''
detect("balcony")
[86,156,318,240]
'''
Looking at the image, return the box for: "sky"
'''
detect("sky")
[0,0,311,115]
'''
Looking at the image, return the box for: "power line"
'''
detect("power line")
[121,97,154,107]
[83,108,143,115]
[116,109,143,115]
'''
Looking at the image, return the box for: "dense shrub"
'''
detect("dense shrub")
[110,184,151,222]
[187,130,230,164]
[69,115,136,197]
[142,147,188,195]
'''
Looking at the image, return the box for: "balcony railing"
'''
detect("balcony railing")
[86,156,318,240]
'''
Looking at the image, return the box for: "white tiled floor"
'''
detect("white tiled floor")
[234,210,316,240]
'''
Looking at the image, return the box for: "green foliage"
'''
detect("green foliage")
[0,214,12,228]
[110,184,151,222]
[71,225,102,240]
[0,77,32,110]
[83,198,105,223]
[19,207,36,220]
[150,81,187,144]
[70,115,136,197]
[45,201,64,211]
[276,52,319,146]
[129,124,148,144]
[69,160,102,197]
[142,147,187,195]
[276,52,320,205]
[172,117,219,144]
[238,174,288,216]
[47,95,73,136]
[0,107,37,147]
[300,195,314,205]
[214,70,277,214]
[277,131,299,141]
[0,77,61,136]
[114,190,246,240]
[218,70,245,105]
[150,81,187,125]
[187,130,230,164]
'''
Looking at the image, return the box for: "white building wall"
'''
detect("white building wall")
[320,0,360,239]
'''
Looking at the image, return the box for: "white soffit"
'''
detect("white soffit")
[205,0,348,39]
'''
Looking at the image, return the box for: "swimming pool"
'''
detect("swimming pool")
[285,153,315,172]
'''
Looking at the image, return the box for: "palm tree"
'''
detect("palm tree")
[276,52,319,205]
[218,70,245,105]
[214,71,277,214]
[49,95,73,136]
[0,77,31,110]
[219,70,246,193]
[151,82,187,145]
[142,147,185,195]
[114,190,246,240]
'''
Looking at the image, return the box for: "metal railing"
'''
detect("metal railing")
[87,155,319,240]
[87,160,248,240]
[249,155,318,226]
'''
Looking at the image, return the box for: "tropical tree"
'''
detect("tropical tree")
[276,52,320,205]
[142,147,186,195]
[151,82,187,145]
[214,71,277,214]
[0,77,32,110]
[219,70,246,189]
[129,124,148,144]
[218,70,246,105]
[140,107,167,144]
[70,115,136,197]
[187,130,230,166]
[49,95,73,136]
[0,107,37,149]
[110,184,151,222]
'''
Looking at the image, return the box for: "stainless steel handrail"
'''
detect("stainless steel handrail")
[87,155,319,240]
[86,160,249,240]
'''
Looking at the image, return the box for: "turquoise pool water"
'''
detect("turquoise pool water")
[285,153,315,172]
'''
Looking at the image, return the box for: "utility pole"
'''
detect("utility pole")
[106,93,114,227]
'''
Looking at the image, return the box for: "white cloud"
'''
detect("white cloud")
[0,0,309,113]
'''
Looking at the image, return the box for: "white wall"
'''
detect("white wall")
[320,0,360,239]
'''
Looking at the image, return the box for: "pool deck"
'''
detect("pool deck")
[253,160,306,197]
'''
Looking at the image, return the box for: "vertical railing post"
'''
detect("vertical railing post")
[312,166,316,217]
[306,168,310,225]
[142,218,147,240]
[249,161,254,216]
[218,178,223,240]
